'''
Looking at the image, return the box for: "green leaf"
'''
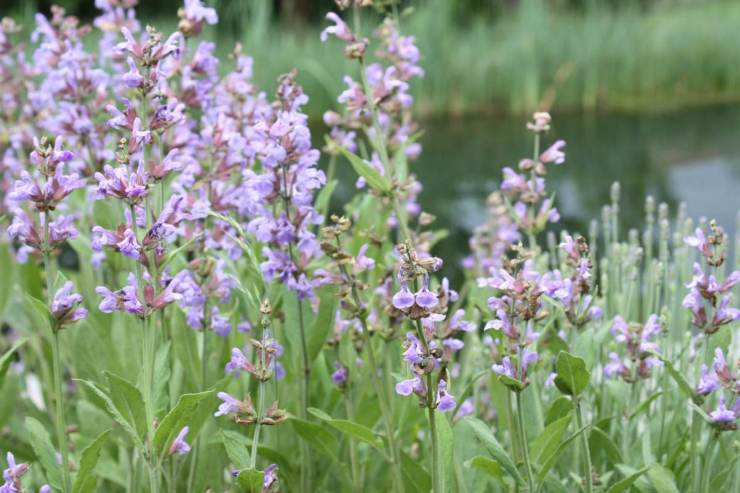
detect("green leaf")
[554,351,590,397]
[306,287,338,365]
[466,455,503,481]
[401,451,431,493]
[220,429,250,469]
[536,423,590,485]
[153,390,215,460]
[22,292,53,335]
[0,338,26,388]
[589,426,622,465]
[105,372,147,441]
[456,417,522,484]
[289,417,339,461]
[606,466,649,493]
[531,413,572,465]
[72,429,111,493]
[650,351,702,404]
[629,391,663,419]
[25,417,62,490]
[646,463,679,493]
[497,374,525,392]
[308,407,385,453]
[235,467,263,493]
[338,146,392,193]
[435,412,454,493]
[76,379,143,448]
[545,396,574,425]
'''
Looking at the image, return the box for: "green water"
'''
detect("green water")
[329,105,740,281]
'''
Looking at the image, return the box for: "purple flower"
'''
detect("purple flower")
[211,308,232,336]
[214,392,242,417]
[436,380,456,412]
[116,229,140,259]
[50,281,87,325]
[331,364,349,386]
[168,426,191,455]
[457,397,474,418]
[713,348,733,384]
[492,357,515,379]
[395,376,425,397]
[225,348,254,376]
[709,396,738,423]
[604,352,628,379]
[402,333,424,364]
[2,452,28,492]
[696,365,720,395]
[392,284,415,310]
[182,0,218,26]
[122,57,144,88]
[539,140,566,164]
[414,282,438,309]
[263,463,279,492]
[320,13,354,43]
[355,244,375,272]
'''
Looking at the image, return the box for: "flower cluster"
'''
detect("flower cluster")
[498,112,564,239]
[482,247,547,390]
[542,233,602,329]
[682,224,739,334]
[695,348,740,430]
[244,72,326,300]
[603,315,663,381]
[7,138,84,262]
[392,243,473,411]
[321,10,424,230]
[1,452,49,493]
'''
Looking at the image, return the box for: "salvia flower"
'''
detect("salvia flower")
[50,281,88,327]
[168,426,191,455]
[1,452,28,493]
[603,314,663,382]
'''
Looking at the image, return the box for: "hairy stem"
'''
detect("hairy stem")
[427,372,440,493]
[515,391,535,493]
[575,398,593,493]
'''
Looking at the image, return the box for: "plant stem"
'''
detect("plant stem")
[51,330,71,493]
[42,213,71,493]
[575,398,593,493]
[344,394,361,492]
[249,362,266,470]
[426,372,440,493]
[700,436,716,493]
[128,203,159,493]
[515,391,535,493]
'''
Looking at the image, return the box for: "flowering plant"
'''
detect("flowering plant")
[0,2,737,493]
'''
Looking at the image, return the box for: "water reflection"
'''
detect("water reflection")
[328,105,740,282]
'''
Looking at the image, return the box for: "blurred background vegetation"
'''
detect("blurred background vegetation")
[7,0,740,118]
[3,0,739,280]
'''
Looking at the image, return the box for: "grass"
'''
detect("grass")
[201,0,740,119]
[16,0,740,118]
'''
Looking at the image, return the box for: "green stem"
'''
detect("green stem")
[515,391,535,493]
[249,379,266,470]
[51,330,71,493]
[427,372,440,493]
[43,213,71,493]
[575,399,593,493]
[128,204,158,493]
[344,393,361,492]
[700,436,716,493]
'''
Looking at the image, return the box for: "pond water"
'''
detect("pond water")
[329,105,740,282]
